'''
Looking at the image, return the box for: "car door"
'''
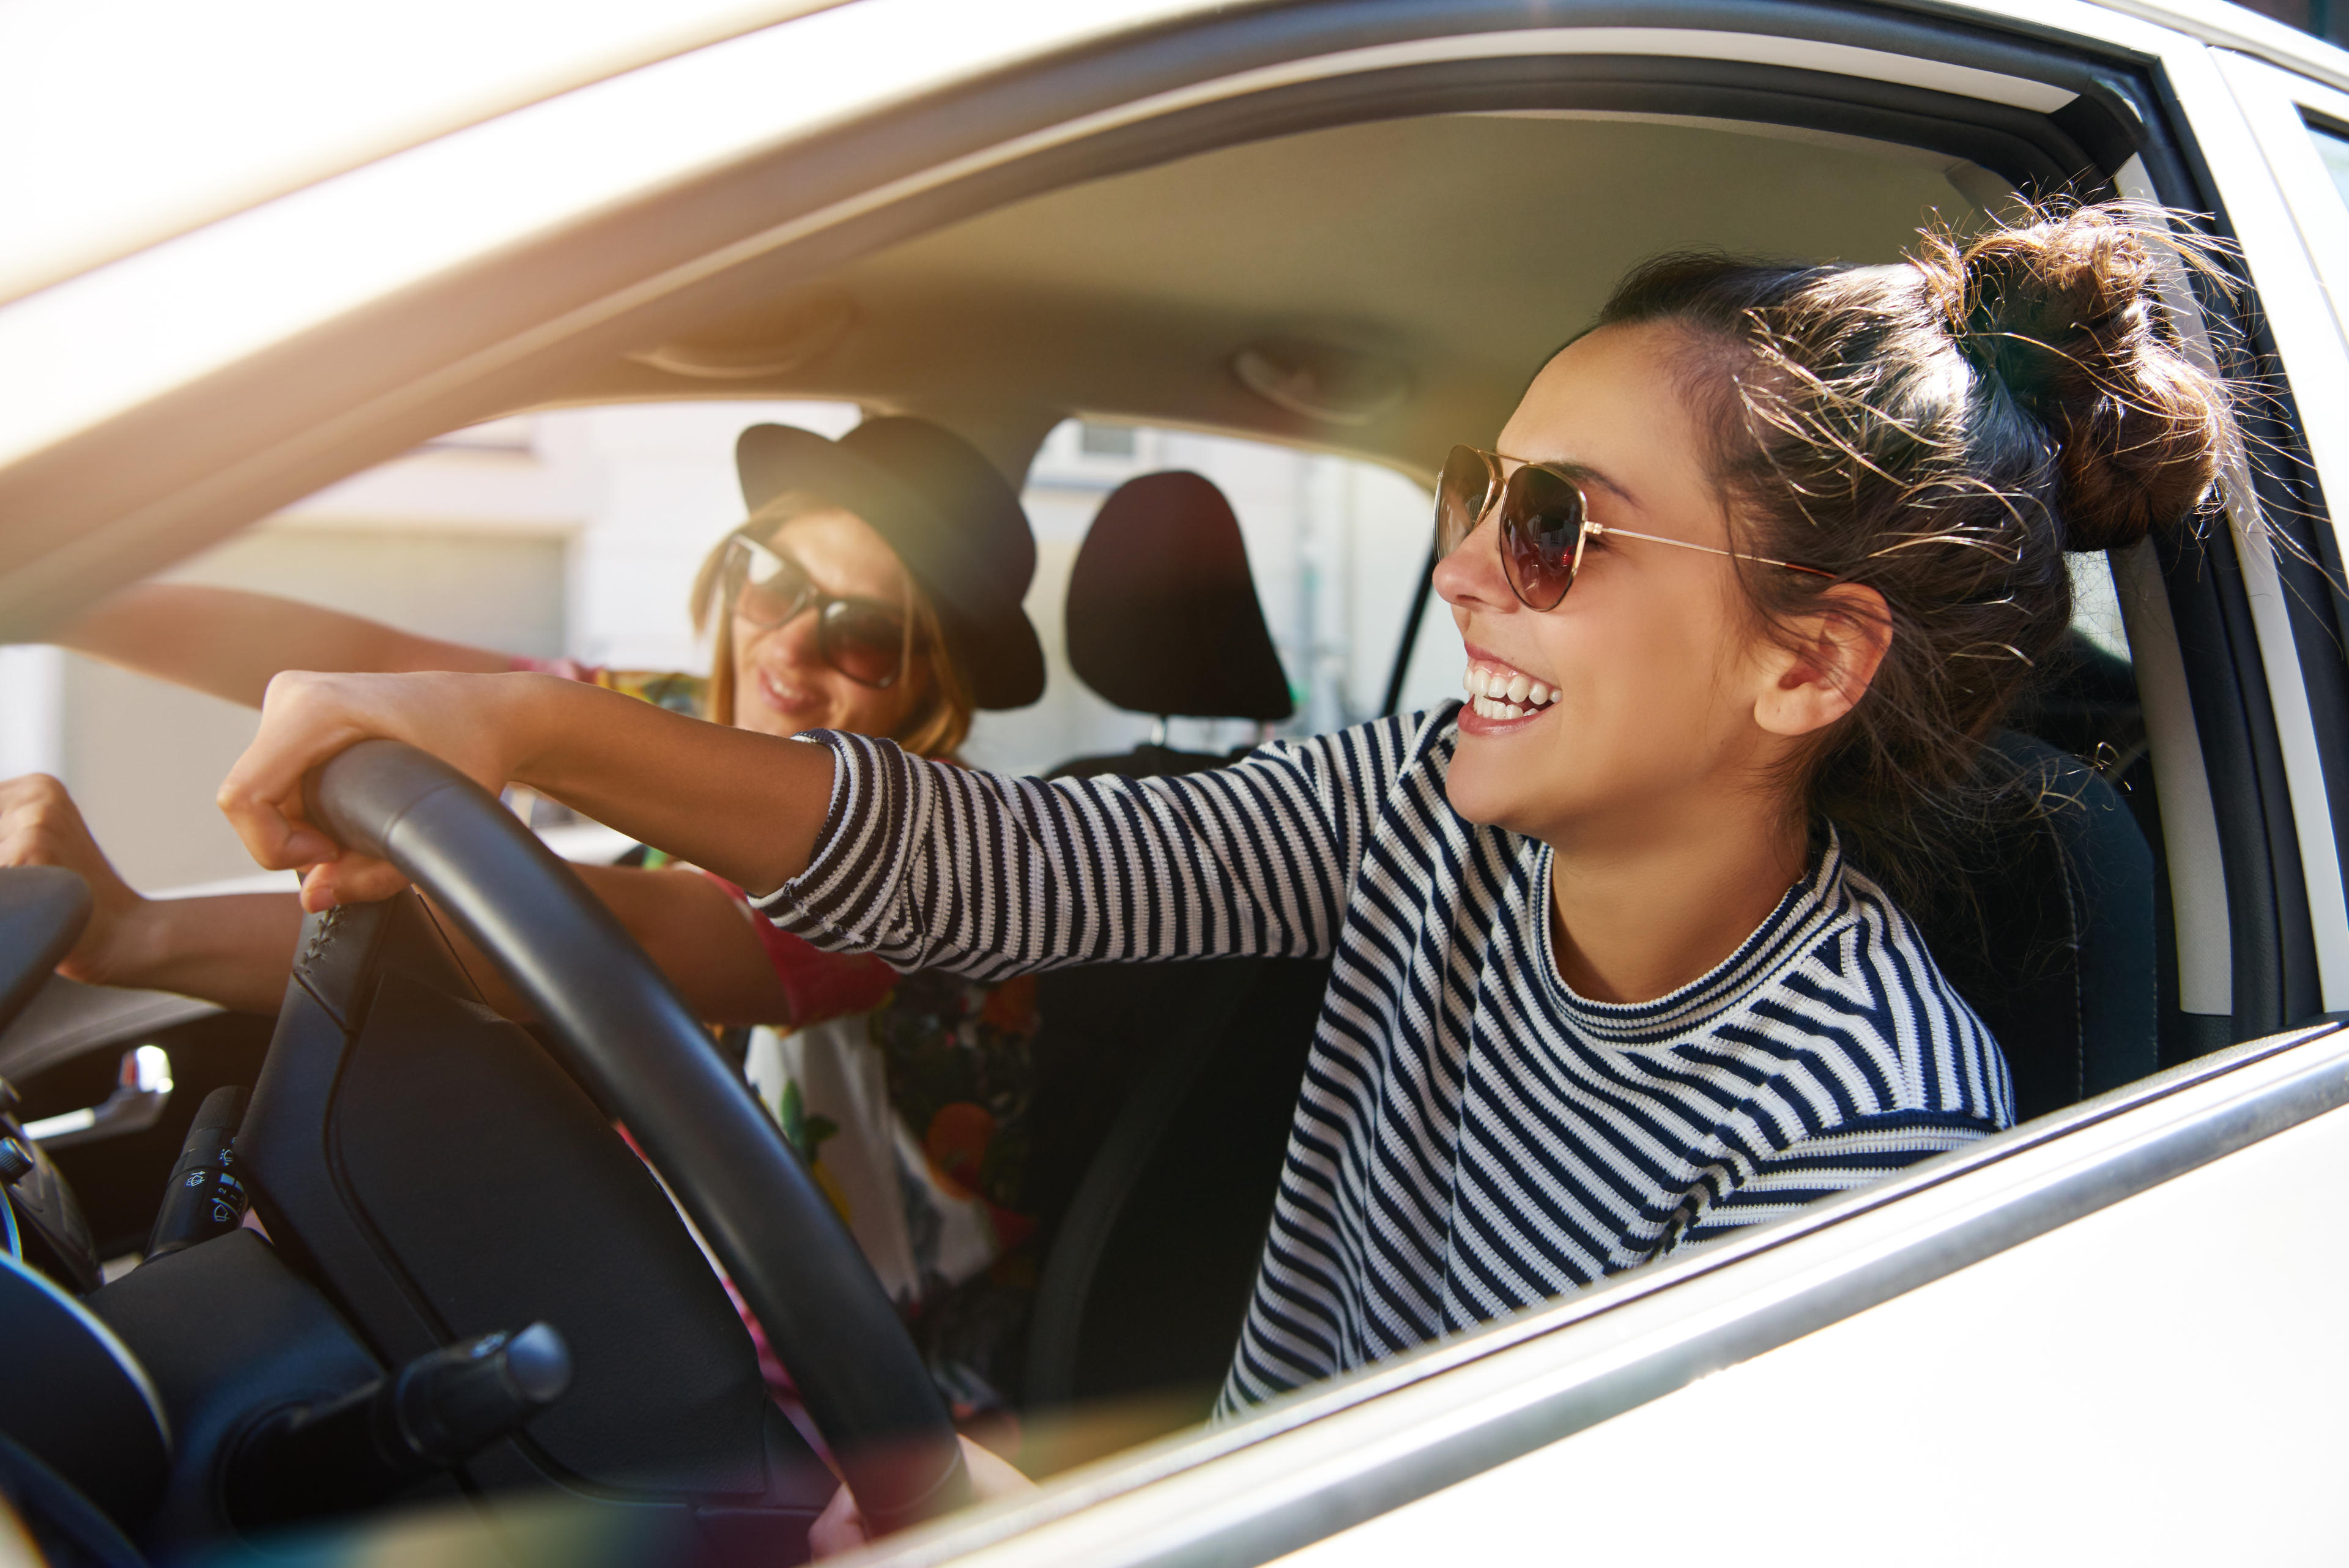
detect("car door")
[9,1,2349,1562]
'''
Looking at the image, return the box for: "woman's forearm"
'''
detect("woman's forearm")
[110,894,305,1014]
[220,672,838,909]
[506,680,837,897]
[100,872,790,1028]
[61,584,510,707]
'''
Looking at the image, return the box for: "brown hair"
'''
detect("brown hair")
[689,491,976,759]
[1590,198,2239,902]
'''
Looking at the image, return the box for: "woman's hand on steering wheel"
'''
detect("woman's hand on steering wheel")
[0,772,306,1013]
[218,669,541,910]
[0,773,152,987]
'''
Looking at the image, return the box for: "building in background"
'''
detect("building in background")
[0,403,1444,891]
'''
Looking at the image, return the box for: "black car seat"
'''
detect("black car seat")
[1920,731,2159,1121]
[1050,470,1294,777]
[1021,472,1329,1421]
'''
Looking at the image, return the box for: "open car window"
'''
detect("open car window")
[9,402,1438,892]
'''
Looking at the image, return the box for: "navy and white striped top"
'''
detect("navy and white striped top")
[755,706,2013,1412]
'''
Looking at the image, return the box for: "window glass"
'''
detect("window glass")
[2308,117,2349,214]
[1390,573,1465,717]
[2069,550,2131,663]
[17,404,1443,887]
[17,400,858,891]
[963,419,1432,773]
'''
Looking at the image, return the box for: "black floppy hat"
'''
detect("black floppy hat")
[735,417,1044,710]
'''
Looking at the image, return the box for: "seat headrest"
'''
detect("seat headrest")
[1065,472,1294,723]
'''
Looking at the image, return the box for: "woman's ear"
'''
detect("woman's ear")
[1752,583,1891,738]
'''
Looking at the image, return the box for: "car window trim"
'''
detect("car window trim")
[2215,56,2349,362]
[2110,533,2233,1018]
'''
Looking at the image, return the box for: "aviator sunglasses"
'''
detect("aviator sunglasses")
[1435,444,1833,610]
[721,531,918,689]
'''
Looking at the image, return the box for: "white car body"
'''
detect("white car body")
[7,2,2349,1562]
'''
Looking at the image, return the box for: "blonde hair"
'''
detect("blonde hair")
[690,491,975,759]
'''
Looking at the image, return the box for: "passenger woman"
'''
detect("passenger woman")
[213,201,2236,1533]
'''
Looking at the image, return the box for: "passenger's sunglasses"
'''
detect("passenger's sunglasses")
[1434,444,1833,611]
[721,532,917,689]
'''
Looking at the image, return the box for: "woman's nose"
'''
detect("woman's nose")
[1432,515,1516,614]
[754,604,826,668]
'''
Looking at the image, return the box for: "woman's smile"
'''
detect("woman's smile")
[1460,651,1560,729]
[746,659,823,721]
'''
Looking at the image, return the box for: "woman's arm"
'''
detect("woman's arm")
[757,728,1366,977]
[220,671,839,907]
[0,771,815,1025]
[455,864,796,1026]
[58,584,511,707]
[216,669,1381,973]
[1664,1113,2000,1257]
[0,773,303,1013]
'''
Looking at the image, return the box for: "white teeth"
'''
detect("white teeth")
[1464,664,1556,717]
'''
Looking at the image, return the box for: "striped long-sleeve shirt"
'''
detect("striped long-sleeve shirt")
[754,706,2014,1411]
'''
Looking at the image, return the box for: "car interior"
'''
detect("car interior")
[4,12,2343,1564]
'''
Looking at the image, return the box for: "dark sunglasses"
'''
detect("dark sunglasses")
[721,532,917,689]
[1434,444,1833,611]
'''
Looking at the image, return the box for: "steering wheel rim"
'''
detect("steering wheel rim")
[0,866,92,1036]
[308,738,967,1532]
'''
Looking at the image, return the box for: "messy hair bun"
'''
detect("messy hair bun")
[1917,203,2233,554]
[1593,198,2238,908]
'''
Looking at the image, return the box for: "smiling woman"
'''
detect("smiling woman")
[1434,319,1893,1006]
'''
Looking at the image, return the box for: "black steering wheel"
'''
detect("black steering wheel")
[306,739,967,1533]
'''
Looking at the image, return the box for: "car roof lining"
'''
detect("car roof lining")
[546,106,2021,485]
